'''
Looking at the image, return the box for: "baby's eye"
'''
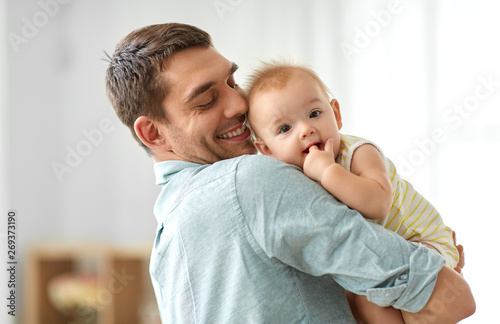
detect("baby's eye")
[310,110,321,118]
[279,124,291,134]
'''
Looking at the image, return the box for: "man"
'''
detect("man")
[105,23,475,323]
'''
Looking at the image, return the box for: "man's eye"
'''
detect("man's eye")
[198,97,216,109]
[279,125,291,134]
[310,110,321,118]
[228,75,237,89]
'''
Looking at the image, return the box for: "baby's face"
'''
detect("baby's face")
[248,72,342,169]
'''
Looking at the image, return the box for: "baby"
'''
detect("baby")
[245,61,459,323]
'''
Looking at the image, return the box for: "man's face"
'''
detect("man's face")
[159,46,256,164]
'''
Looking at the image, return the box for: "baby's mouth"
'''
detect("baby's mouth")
[303,142,321,154]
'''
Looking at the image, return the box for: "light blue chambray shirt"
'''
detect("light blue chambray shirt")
[150,154,444,324]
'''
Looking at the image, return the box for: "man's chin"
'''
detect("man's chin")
[241,145,258,156]
[222,141,257,159]
[231,142,257,158]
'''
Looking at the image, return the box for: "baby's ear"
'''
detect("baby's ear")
[330,99,343,130]
[254,139,273,156]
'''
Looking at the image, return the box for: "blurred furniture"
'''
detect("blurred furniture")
[25,242,160,324]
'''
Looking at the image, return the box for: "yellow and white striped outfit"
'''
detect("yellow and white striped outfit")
[336,134,458,268]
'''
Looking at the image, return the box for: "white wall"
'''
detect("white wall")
[433,2,500,322]
[3,0,498,322]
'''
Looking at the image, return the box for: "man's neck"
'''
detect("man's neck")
[152,150,186,163]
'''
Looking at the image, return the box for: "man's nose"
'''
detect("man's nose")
[224,87,248,118]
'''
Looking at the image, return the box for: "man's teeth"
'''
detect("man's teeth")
[220,124,246,139]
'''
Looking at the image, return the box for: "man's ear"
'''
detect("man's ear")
[330,99,343,130]
[134,116,172,151]
[253,139,273,156]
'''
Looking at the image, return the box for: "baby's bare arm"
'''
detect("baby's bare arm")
[304,141,392,219]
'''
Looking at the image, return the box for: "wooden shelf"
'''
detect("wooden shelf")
[24,242,160,324]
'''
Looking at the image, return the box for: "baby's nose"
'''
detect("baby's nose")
[300,125,315,138]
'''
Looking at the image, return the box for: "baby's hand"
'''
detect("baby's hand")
[303,138,336,182]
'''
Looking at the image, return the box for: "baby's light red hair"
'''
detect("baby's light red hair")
[245,60,333,139]
[246,60,332,103]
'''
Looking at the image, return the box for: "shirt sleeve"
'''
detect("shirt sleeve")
[234,155,445,313]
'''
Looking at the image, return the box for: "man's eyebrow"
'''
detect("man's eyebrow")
[184,81,216,104]
[184,62,238,104]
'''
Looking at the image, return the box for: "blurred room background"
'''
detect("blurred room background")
[1,0,498,323]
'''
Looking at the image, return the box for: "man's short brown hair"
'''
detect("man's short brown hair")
[105,23,212,151]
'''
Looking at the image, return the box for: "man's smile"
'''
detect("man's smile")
[218,123,250,140]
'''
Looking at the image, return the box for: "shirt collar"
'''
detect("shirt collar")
[153,160,202,185]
